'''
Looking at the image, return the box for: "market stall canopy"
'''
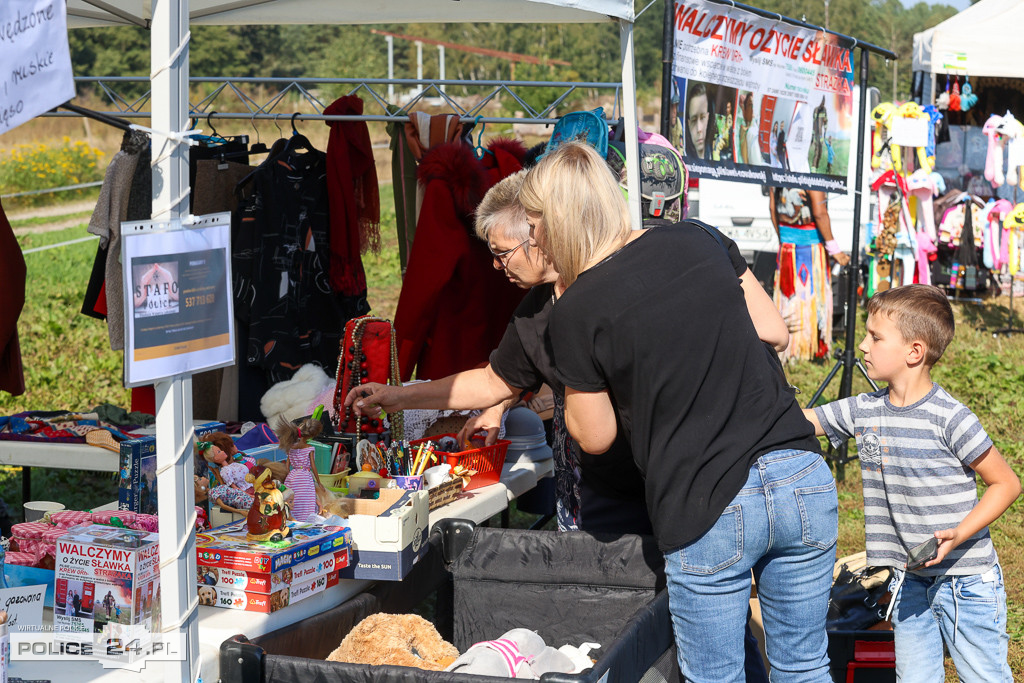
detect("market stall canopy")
[912,0,1024,78]
[67,0,634,28]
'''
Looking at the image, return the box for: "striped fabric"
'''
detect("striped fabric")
[815,384,995,576]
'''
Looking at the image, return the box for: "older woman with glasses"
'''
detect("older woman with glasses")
[521,141,836,683]
[350,166,789,545]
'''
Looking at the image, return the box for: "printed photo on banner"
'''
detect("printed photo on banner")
[666,0,854,191]
[676,77,737,163]
[131,261,180,319]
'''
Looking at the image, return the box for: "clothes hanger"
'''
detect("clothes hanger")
[283,112,315,153]
[248,112,269,155]
[473,116,493,160]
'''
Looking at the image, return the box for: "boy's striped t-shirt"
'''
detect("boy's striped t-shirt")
[814,383,995,576]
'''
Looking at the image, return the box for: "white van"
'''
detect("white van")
[687,87,881,281]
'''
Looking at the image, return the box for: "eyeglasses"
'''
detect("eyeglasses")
[489,238,529,266]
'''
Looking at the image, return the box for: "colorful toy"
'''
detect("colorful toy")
[275,415,324,523]
[245,465,290,542]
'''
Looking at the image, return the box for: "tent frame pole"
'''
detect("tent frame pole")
[620,19,642,229]
[152,0,201,680]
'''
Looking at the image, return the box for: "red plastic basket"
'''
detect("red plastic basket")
[409,433,509,491]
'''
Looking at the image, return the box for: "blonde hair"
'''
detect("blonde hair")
[275,416,323,453]
[519,142,631,285]
[866,284,954,365]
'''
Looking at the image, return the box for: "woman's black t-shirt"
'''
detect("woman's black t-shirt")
[549,222,820,553]
[489,227,752,506]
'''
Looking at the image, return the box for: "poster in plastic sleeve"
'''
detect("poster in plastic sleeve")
[121,213,234,387]
[0,0,75,135]
[666,0,855,192]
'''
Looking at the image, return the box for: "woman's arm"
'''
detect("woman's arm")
[809,190,850,266]
[926,445,1021,567]
[768,188,779,236]
[347,364,518,416]
[563,387,618,455]
[739,270,789,351]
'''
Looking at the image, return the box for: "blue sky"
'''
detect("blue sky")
[904,0,971,9]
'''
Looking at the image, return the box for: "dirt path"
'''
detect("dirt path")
[9,200,95,235]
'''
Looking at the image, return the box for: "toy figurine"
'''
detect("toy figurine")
[197,439,255,513]
[275,415,324,522]
[245,465,290,542]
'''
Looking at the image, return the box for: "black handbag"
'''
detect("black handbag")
[826,562,893,631]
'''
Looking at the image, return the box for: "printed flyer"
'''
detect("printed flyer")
[121,213,234,386]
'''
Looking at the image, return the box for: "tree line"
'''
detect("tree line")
[68,1,961,106]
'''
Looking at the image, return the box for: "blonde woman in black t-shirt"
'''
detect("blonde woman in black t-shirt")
[519,141,837,683]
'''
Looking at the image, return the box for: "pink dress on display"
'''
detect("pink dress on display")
[284,446,317,521]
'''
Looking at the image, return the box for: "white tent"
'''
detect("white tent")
[62,3,640,682]
[912,0,1024,79]
[67,0,633,26]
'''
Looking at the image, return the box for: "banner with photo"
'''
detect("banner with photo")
[666,0,855,192]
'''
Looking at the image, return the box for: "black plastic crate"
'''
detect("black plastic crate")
[220,519,677,683]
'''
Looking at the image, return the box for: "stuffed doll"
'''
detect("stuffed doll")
[326,613,459,671]
[275,416,324,522]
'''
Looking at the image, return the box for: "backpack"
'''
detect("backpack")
[607,129,689,222]
[542,107,610,159]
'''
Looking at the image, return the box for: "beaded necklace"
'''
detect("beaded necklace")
[332,315,405,441]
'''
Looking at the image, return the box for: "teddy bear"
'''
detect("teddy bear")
[326,613,459,671]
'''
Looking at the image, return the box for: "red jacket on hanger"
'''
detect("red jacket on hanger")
[394,138,527,381]
[0,199,26,396]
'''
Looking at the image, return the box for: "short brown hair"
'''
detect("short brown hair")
[866,284,954,365]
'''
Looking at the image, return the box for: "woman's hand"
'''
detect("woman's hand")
[832,251,850,267]
[457,404,505,447]
[344,382,404,416]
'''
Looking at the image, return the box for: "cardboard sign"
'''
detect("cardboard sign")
[0,584,47,633]
[0,0,75,135]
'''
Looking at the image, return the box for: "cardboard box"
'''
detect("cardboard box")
[196,547,349,593]
[337,488,430,581]
[53,525,160,660]
[195,521,351,574]
[118,420,225,514]
[200,571,340,613]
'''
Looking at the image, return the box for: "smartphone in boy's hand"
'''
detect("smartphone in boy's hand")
[906,537,939,571]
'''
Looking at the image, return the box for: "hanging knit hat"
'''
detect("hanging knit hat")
[949,78,961,112]
[961,81,978,111]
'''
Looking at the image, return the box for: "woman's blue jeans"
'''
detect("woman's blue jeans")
[663,449,837,682]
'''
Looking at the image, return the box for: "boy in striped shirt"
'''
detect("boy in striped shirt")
[803,284,1020,682]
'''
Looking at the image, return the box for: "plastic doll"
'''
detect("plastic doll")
[275,416,324,522]
[198,439,255,512]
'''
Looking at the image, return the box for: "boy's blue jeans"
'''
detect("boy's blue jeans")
[892,562,1012,682]
[663,449,837,682]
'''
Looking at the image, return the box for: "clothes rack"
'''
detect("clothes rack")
[993,183,1024,336]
